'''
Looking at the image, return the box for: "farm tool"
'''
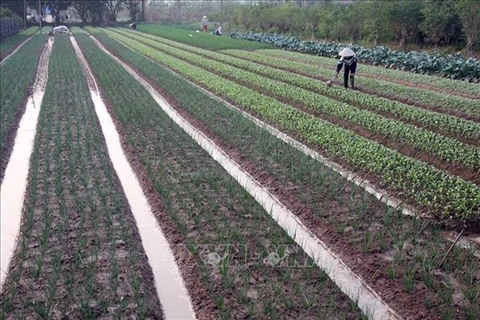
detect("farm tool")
[326,74,338,87]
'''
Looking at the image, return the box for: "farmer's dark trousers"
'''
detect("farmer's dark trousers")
[343,61,357,88]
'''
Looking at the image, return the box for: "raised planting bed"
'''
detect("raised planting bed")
[98,28,480,225]
[229,31,480,82]
[0,33,49,183]
[86,30,479,319]
[0,27,38,61]
[254,49,480,99]
[75,32,367,320]
[107,28,480,177]
[0,35,163,318]
[114,28,480,142]
[225,49,480,119]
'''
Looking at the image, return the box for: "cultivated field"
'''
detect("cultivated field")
[1,25,479,319]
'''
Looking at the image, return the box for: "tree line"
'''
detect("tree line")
[212,0,479,55]
[1,0,478,55]
[0,0,145,25]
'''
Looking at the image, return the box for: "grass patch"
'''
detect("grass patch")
[133,24,277,51]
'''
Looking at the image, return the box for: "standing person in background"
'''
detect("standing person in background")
[334,47,357,89]
[201,16,209,33]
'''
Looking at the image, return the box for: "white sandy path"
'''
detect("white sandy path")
[70,35,196,320]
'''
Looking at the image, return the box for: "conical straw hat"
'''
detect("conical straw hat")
[203,16,207,19]
[338,47,355,57]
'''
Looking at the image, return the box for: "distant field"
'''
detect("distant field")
[133,24,277,51]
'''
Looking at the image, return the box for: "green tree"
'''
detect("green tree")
[103,0,125,22]
[46,0,71,25]
[126,0,140,20]
[71,0,89,23]
[359,0,390,45]
[87,0,106,23]
[0,7,16,18]
[385,0,423,48]
[455,0,480,55]
[0,0,24,17]
[317,4,337,40]
[303,4,322,39]
[421,0,458,47]
[343,2,365,42]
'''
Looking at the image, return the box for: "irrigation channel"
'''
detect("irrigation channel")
[0,36,53,287]
[89,34,402,320]
[69,35,196,319]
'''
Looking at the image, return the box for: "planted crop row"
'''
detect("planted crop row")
[20,26,39,35]
[0,34,48,181]
[39,26,52,33]
[230,31,480,82]
[256,49,480,98]
[0,27,39,60]
[107,29,480,172]
[225,49,480,117]
[86,32,480,319]
[0,36,28,60]
[76,32,365,319]
[0,35,162,318]
[70,26,86,34]
[114,28,480,142]
[96,30,480,223]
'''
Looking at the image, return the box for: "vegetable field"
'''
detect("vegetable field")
[1,26,479,319]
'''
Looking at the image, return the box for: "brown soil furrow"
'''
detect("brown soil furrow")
[120,31,479,124]
[130,40,479,186]
[89,34,384,320]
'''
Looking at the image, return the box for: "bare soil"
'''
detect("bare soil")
[94,35,480,319]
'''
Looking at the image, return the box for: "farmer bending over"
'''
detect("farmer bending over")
[214,26,223,36]
[201,16,209,33]
[335,47,357,89]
